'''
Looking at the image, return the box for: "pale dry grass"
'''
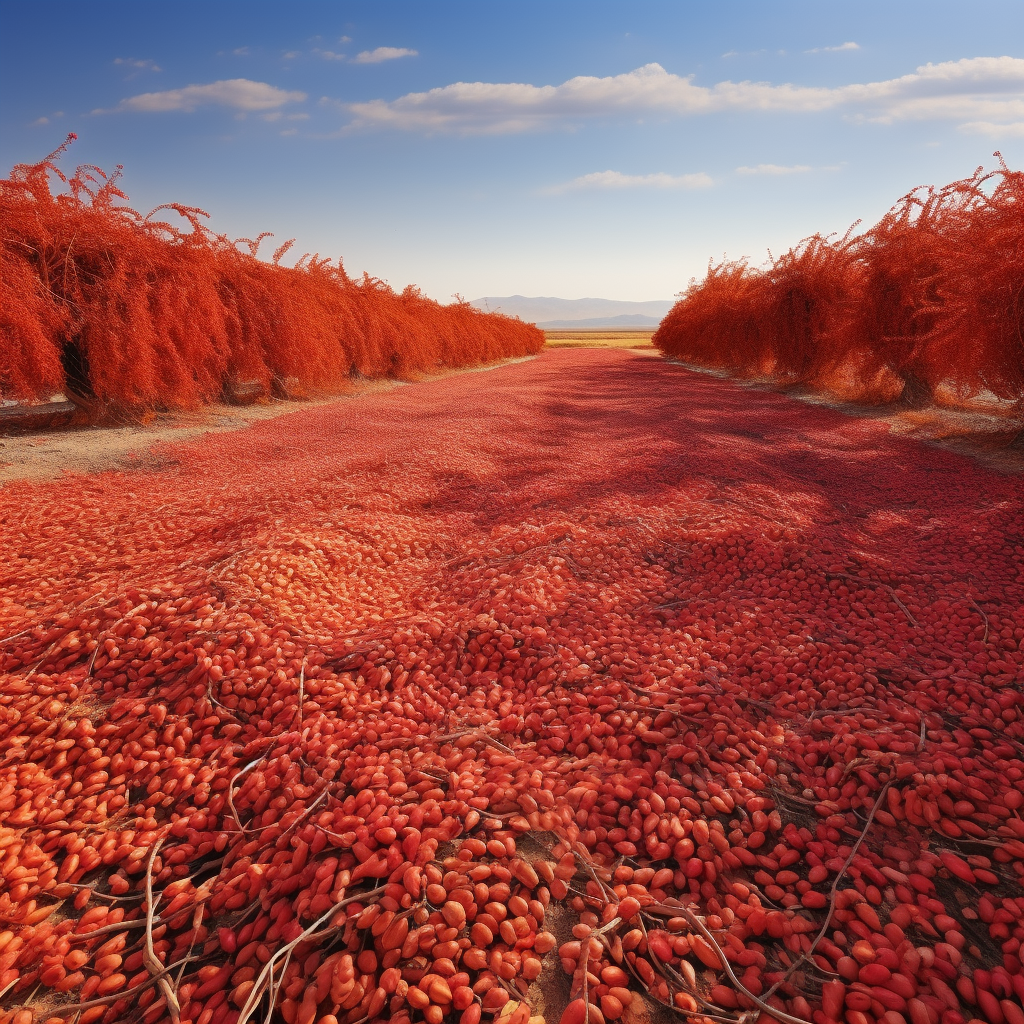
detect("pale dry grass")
[544,330,657,349]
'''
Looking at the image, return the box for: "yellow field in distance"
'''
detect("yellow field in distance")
[543,329,657,349]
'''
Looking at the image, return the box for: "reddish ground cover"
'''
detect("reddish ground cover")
[1,349,1022,1024]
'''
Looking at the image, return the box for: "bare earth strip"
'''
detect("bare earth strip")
[0,359,535,486]
[4,346,1019,485]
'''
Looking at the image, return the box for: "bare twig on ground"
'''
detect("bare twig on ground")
[226,755,267,835]
[828,572,918,627]
[29,956,192,1018]
[763,778,893,1002]
[969,597,990,643]
[144,838,181,1023]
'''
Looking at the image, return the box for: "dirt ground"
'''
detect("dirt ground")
[0,397,336,485]
[0,358,535,485]
[3,347,1019,486]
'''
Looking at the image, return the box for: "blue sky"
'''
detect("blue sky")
[2,1,1023,302]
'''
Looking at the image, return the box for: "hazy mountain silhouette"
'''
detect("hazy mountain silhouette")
[470,295,673,325]
[537,314,662,328]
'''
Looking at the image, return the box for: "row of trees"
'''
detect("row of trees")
[1,136,543,421]
[655,158,1024,411]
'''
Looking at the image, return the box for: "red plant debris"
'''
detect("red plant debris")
[655,158,1024,413]
[0,137,543,419]
[1,348,1022,1024]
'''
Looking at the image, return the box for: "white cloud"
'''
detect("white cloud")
[113,57,162,81]
[33,116,49,125]
[806,42,860,54]
[354,47,418,64]
[338,56,1024,134]
[99,79,306,114]
[233,47,250,56]
[314,49,347,61]
[342,64,729,132]
[114,57,162,72]
[548,170,713,193]
[960,120,1024,137]
[736,163,813,175]
[840,57,1024,123]
[340,36,352,44]
[283,51,300,60]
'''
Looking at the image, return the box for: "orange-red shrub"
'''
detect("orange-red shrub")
[656,157,1024,410]
[0,135,543,417]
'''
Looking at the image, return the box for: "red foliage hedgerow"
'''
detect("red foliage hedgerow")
[655,157,1024,411]
[0,136,543,417]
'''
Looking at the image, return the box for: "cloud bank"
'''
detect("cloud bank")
[114,57,162,72]
[354,47,418,64]
[959,119,1024,137]
[805,42,860,54]
[549,170,714,193]
[736,163,813,175]
[101,79,307,114]
[340,56,1024,133]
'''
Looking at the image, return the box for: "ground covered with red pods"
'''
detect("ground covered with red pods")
[0,349,1022,1024]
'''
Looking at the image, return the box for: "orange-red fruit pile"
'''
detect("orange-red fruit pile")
[654,158,1024,411]
[0,348,1022,1024]
[0,136,542,418]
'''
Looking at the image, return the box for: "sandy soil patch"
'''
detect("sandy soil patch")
[0,358,535,485]
[544,330,656,349]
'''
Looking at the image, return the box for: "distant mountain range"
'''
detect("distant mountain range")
[470,295,674,328]
[536,311,663,327]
